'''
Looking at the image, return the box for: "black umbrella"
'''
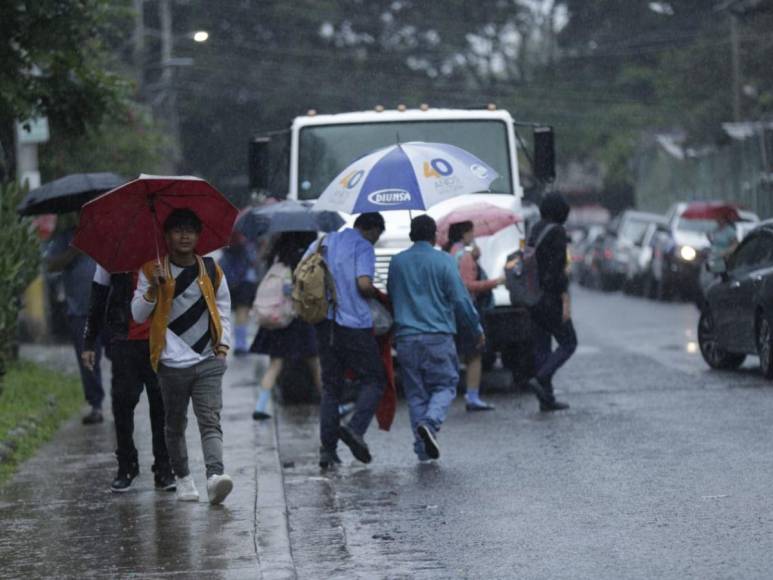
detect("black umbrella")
[17,172,125,216]
[235,200,344,239]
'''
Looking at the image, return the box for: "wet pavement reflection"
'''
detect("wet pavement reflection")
[0,354,260,578]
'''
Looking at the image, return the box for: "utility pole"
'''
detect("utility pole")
[730,11,742,121]
[133,0,145,96]
[159,0,182,172]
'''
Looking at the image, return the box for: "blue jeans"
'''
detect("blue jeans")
[67,315,104,410]
[395,334,459,459]
[317,320,385,451]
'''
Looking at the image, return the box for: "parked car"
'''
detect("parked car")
[698,222,773,376]
[569,224,601,282]
[573,225,616,290]
[599,210,663,292]
[622,215,667,295]
[652,202,760,301]
[650,203,718,300]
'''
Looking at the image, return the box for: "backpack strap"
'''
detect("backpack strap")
[532,223,558,249]
[202,256,220,290]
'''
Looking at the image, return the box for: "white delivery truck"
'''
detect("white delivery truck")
[249,106,555,385]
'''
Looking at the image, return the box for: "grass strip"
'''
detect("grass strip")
[0,361,82,484]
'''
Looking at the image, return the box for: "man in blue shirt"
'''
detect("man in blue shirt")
[314,213,386,468]
[46,220,104,425]
[388,215,483,461]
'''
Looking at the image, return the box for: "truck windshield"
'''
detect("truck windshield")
[297,120,512,200]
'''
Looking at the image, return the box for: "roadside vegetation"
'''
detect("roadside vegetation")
[0,361,82,485]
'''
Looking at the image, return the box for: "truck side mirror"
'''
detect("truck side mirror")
[248,137,270,191]
[533,126,555,183]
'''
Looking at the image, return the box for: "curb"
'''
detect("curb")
[253,398,296,579]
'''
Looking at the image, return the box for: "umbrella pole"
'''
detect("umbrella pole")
[150,200,166,284]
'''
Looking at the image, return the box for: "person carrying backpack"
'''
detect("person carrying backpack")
[250,232,321,420]
[297,213,386,469]
[525,192,576,412]
[131,208,234,505]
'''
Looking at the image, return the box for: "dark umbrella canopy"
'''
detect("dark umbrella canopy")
[235,199,344,238]
[17,172,125,216]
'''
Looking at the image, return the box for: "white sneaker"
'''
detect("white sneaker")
[175,475,200,502]
[207,474,233,505]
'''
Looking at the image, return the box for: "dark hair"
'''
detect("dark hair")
[354,212,385,232]
[443,220,474,252]
[267,231,318,270]
[539,192,570,225]
[164,208,202,233]
[409,215,437,243]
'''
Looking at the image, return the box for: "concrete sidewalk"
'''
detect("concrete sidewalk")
[0,345,295,579]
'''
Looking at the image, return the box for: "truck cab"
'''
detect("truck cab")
[250,106,554,375]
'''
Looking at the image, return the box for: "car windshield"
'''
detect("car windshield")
[676,217,717,233]
[297,120,513,200]
[618,219,651,243]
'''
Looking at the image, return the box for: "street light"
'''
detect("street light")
[193,31,209,43]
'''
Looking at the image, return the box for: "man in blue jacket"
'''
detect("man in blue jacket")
[388,215,483,461]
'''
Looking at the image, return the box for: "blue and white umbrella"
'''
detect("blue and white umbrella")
[314,141,499,214]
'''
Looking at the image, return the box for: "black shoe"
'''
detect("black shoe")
[527,378,551,404]
[339,424,371,464]
[465,400,495,412]
[111,462,139,493]
[152,465,176,491]
[82,409,103,425]
[417,424,440,460]
[540,400,570,412]
[252,410,271,421]
[319,447,342,469]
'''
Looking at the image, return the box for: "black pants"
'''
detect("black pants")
[316,320,385,451]
[531,294,578,386]
[111,340,169,471]
[67,315,104,409]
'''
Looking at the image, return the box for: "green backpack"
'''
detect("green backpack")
[292,237,337,324]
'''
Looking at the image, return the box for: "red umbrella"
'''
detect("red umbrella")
[73,174,238,273]
[680,202,740,222]
[436,202,520,248]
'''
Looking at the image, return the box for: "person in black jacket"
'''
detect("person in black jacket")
[526,192,576,411]
[82,265,175,493]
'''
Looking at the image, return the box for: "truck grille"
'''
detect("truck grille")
[373,248,402,291]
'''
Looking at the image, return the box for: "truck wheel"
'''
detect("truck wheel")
[277,365,320,404]
[481,350,497,371]
[698,311,745,370]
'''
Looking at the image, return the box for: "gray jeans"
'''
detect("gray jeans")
[158,357,227,478]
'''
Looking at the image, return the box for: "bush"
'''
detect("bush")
[0,182,41,388]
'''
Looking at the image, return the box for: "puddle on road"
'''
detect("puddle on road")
[660,342,700,354]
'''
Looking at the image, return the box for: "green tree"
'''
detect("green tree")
[0,0,133,179]
[0,183,41,388]
[0,1,129,130]
[40,106,170,179]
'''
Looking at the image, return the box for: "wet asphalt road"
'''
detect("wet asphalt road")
[276,287,773,579]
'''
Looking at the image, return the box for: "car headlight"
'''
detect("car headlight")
[679,245,697,261]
